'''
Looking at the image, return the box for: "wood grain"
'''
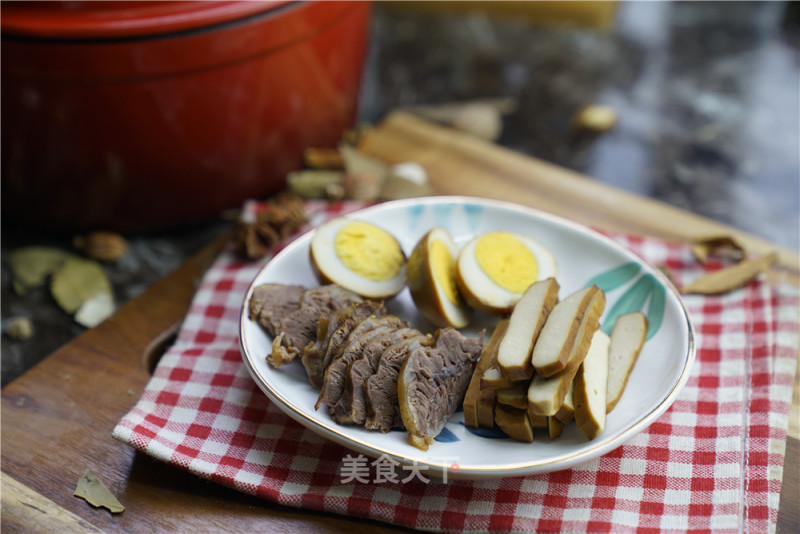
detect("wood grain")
[359,111,800,287]
[1,473,103,534]
[0,235,409,533]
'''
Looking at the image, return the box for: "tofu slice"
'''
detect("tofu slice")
[548,416,565,439]
[573,330,612,440]
[529,413,548,429]
[527,289,606,416]
[480,367,516,390]
[475,388,497,428]
[554,381,575,424]
[496,381,529,410]
[606,312,648,413]
[531,285,602,377]
[497,278,559,380]
[463,319,509,428]
[495,404,534,443]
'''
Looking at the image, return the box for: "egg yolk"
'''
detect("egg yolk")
[334,221,404,281]
[431,239,461,305]
[475,232,538,293]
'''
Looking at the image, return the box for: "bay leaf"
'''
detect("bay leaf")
[74,469,124,514]
[681,252,778,294]
[8,247,70,294]
[50,257,113,314]
[691,235,745,265]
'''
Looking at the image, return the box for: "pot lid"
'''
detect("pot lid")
[1,1,294,40]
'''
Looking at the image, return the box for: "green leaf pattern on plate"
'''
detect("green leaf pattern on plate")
[586,261,665,340]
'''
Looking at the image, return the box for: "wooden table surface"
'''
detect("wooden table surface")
[3,112,798,533]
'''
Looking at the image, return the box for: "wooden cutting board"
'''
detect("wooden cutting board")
[2,111,797,533]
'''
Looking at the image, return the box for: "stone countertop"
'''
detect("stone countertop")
[2,1,798,387]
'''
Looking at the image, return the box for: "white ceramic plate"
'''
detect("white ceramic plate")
[239,196,695,479]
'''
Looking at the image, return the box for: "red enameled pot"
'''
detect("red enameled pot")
[2,1,371,230]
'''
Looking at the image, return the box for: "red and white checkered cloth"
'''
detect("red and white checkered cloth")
[113,200,799,533]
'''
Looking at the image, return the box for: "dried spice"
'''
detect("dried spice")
[303,147,345,170]
[380,162,434,200]
[74,469,124,514]
[8,247,70,294]
[287,169,344,199]
[3,317,34,341]
[406,97,517,141]
[338,144,391,201]
[74,231,128,262]
[340,170,382,201]
[691,235,745,265]
[75,292,115,328]
[572,104,618,133]
[50,257,114,315]
[232,193,308,260]
[681,252,778,295]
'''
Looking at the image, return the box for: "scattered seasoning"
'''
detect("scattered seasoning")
[73,231,128,262]
[232,193,308,261]
[7,247,70,295]
[74,292,115,328]
[303,147,345,170]
[681,252,778,295]
[287,169,344,199]
[572,104,618,133]
[3,317,34,341]
[74,469,125,514]
[405,98,517,141]
[380,162,434,200]
[339,143,389,201]
[50,257,114,315]
[690,235,745,265]
[340,170,382,201]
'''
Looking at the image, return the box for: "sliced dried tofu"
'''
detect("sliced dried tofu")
[496,381,529,410]
[464,319,509,428]
[606,312,648,413]
[548,416,565,439]
[497,278,559,380]
[495,404,533,443]
[529,412,548,428]
[476,388,497,428]
[554,381,575,424]
[573,330,611,440]
[531,285,601,377]
[527,289,605,416]
[480,366,516,390]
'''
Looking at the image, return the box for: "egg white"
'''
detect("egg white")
[457,232,558,312]
[310,217,407,299]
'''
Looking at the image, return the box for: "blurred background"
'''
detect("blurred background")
[2,0,799,386]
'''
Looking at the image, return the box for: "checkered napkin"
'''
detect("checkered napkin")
[113,200,799,533]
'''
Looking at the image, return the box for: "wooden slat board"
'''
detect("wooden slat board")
[2,112,797,532]
[359,112,800,286]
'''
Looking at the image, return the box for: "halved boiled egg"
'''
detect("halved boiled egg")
[310,218,407,299]
[406,227,471,328]
[456,231,557,315]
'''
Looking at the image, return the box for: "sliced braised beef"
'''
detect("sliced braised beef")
[248,283,306,337]
[268,285,362,367]
[398,328,484,450]
[331,327,421,425]
[316,316,407,411]
[364,333,431,433]
[301,300,386,388]
[255,282,487,450]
